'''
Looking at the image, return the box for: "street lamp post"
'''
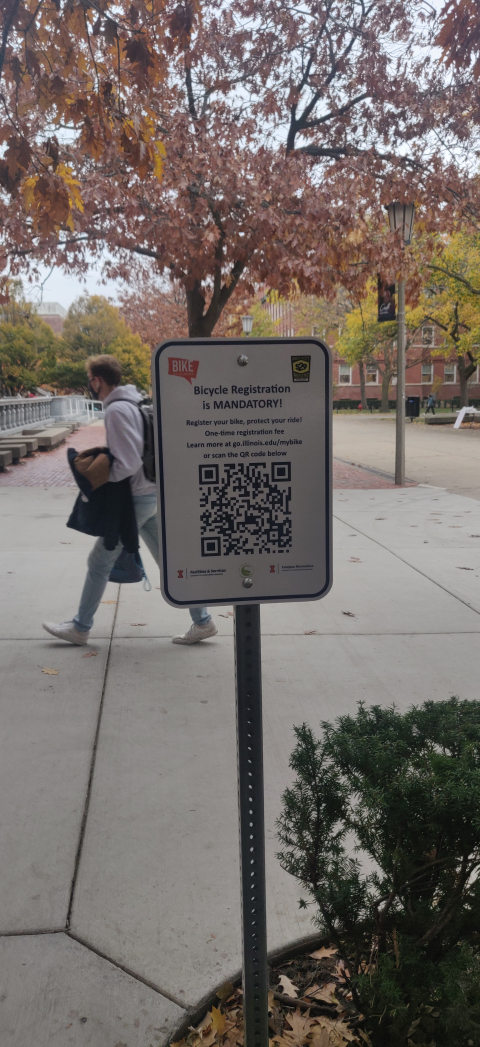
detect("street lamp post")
[386,203,415,486]
[241,315,254,336]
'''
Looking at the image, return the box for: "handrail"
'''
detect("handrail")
[0,395,103,433]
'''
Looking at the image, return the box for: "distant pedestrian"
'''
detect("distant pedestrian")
[42,355,218,647]
[426,393,436,415]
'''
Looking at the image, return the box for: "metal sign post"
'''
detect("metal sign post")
[235,603,268,1047]
[153,337,331,1047]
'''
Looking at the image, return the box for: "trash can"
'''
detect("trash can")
[406,396,420,419]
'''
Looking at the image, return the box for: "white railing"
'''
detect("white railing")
[0,395,103,433]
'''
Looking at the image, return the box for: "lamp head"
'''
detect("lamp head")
[241,314,254,335]
[386,202,415,245]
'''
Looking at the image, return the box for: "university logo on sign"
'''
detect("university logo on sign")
[291,356,311,382]
[168,357,199,383]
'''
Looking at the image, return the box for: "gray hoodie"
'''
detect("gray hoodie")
[103,385,156,498]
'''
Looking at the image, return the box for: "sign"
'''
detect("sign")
[378,275,396,323]
[152,337,332,607]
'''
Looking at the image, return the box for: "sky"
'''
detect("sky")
[23,263,124,310]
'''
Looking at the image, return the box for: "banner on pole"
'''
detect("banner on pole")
[378,276,396,323]
[152,337,332,607]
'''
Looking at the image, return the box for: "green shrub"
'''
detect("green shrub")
[276,699,480,1046]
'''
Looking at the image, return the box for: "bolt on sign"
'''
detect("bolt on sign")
[152,338,332,607]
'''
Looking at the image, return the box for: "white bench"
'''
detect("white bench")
[454,407,480,429]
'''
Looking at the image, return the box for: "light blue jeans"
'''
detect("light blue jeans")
[74,493,211,633]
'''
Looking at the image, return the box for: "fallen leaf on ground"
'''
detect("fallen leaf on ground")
[470,535,480,538]
[304,629,317,634]
[278,974,299,998]
[216,982,234,1004]
[211,1007,226,1037]
[342,611,355,618]
[313,1016,357,1045]
[191,1012,212,1037]
[82,651,98,658]
[284,1006,313,1039]
[311,1028,332,1047]
[334,961,351,981]
[218,614,230,618]
[457,567,474,570]
[374,517,386,520]
[41,667,58,675]
[101,600,116,604]
[305,982,338,1003]
[130,622,147,626]
[348,557,362,563]
[310,946,338,960]
[60,541,71,544]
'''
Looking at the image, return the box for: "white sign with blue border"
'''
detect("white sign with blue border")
[152,338,332,606]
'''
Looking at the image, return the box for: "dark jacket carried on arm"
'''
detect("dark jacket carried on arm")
[66,446,138,552]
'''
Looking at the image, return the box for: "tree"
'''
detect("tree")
[422,235,480,406]
[41,294,152,391]
[437,0,480,77]
[62,294,126,356]
[336,284,425,411]
[277,698,480,1047]
[0,0,195,233]
[0,311,63,394]
[119,279,189,349]
[3,1,477,336]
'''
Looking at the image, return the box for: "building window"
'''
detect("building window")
[421,363,433,383]
[339,364,351,384]
[365,366,378,384]
[444,364,456,383]
[422,326,434,346]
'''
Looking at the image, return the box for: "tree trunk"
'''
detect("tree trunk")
[459,366,469,408]
[358,360,367,409]
[186,261,245,337]
[457,354,477,407]
[186,282,210,338]
[381,371,392,412]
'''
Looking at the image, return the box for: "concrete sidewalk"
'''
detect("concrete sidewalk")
[1,482,480,1046]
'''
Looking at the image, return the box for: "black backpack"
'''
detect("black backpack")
[137,399,156,482]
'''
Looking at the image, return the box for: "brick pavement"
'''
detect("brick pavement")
[0,424,415,489]
[333,456,416,489]
[0,423,106,487]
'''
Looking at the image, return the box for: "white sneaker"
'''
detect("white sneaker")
[172,621,218,645]
[42,620,90,646]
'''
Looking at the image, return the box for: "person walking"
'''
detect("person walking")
[426,392,436,415]
[42,355,217,646]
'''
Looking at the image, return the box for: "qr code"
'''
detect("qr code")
[199,462,292,555]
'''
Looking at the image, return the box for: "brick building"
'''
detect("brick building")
[34,302,67,336]
[333,322,479,407]
[260,297,477,407]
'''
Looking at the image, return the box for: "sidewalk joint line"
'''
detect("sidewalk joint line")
[0,928,63,937]
[333,511,480,618]
[66,591,120,931]
[66,930,189,1010]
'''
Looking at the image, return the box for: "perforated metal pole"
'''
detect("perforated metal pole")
[395,277,406,485]
[234,604,269,1047]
